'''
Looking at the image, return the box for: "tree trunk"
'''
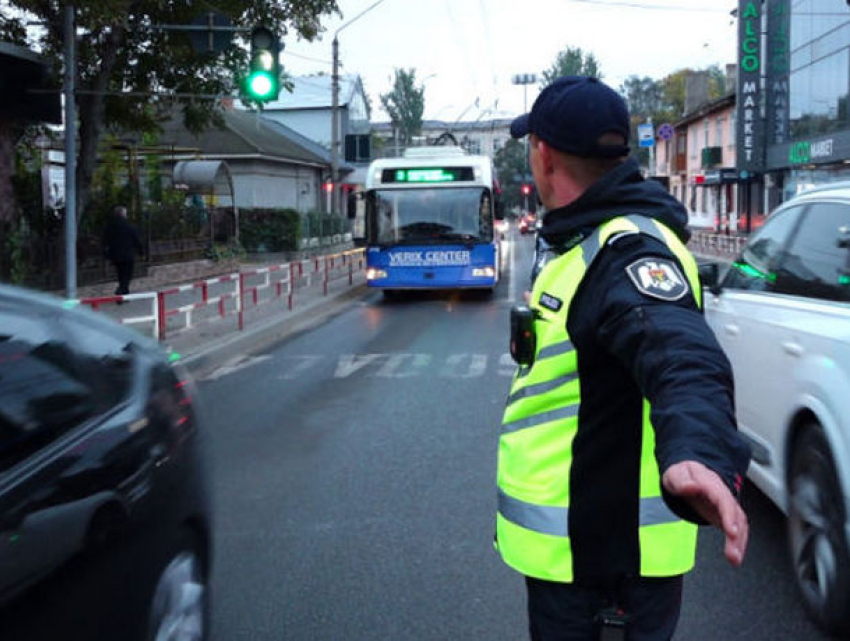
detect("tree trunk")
[75,23,126,228]
[0,120,19,223]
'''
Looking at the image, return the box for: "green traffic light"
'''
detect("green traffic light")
[245,25,281,102]
[247,71,275,99]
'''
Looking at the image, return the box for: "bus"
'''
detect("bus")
[362,146,502,294]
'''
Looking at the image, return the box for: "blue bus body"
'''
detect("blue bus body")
[363,147,501,292]
[366,242,499,289]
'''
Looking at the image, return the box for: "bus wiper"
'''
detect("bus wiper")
[434,232,479,244]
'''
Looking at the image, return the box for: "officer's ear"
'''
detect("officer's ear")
[535,138,556,175]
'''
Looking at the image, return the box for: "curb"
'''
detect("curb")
[177,283,369,378]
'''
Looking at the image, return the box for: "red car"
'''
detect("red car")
[518,213,536,234]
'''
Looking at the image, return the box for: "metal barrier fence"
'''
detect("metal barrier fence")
[75,248,366,340]
[688,231,747,260]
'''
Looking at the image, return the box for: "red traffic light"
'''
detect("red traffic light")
[521,184,531,196]
[323,181,334,193]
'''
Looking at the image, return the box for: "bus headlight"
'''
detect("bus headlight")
[366,268,388,280]
[472,267,496,278]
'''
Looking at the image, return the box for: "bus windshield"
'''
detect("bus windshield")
[367,187,493,245]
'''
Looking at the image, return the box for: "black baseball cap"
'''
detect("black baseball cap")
[510,76,630,158]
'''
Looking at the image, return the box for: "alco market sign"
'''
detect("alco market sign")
[736,0,764,173]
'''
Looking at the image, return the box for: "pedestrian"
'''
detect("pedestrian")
[497,76,751,641]
[102,204,144,297]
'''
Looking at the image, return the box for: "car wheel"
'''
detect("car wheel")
[787,424,850,636]
[148,535,209,641]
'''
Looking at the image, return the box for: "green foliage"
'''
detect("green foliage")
[494,139,530,212]
[3,220,29,284]
[380,68,425,147]
[0,0,341,219]
[239,208,302,252]
[206,239,246,262]
[541,47,602,86]
[146,189,203,240]
[84,136,132,236]
[304,211,346,240]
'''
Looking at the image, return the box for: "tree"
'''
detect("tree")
[379,68,424,150]
[493,139,530,213]
[0,0,340,229]
[540,46,602,86]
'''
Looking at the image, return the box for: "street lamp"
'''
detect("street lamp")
[512,73,537,212]
[331,0,388,217]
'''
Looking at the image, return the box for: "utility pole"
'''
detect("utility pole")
[512,73,536,213]
[64,4,77,299]
[331,0,387,217]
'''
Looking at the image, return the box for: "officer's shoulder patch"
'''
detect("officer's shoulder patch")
[625,257,689,301]
[538,292,563,312]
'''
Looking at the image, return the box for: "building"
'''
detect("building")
[656,92,743,232]
[157,104,340,212]
[243,74,370,157]
[371,118,512,159]
[736,0,850,216]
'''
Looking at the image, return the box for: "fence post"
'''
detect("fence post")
[157,291,167,340]
[238,271,245,331]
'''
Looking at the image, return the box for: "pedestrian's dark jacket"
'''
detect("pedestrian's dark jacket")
[102,215,144,263]
[535,158,751,558]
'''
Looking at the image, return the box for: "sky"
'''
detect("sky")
[281,0,740,123]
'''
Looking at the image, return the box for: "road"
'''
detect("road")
[195,229,829,640]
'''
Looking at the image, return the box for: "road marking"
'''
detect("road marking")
[203,354,272,380]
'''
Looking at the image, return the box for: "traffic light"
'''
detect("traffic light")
[521,184,532,196]
[245,26,281,102]
[0,42,61,124]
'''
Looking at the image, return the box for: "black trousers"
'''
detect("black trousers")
[113,260,134,296]
[526,574,683,641]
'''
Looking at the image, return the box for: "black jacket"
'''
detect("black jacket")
[102,215,144,263]
[536,159,751,582]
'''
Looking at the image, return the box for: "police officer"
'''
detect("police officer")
[497,76,751,640]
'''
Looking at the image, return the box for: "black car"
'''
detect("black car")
[0,285,212,641]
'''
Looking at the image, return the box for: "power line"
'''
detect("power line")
[567,0,728,12]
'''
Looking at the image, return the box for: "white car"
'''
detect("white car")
[700,182,850,636]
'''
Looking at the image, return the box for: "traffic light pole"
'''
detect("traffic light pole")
[64,4,77,299]
[331,35,340,217]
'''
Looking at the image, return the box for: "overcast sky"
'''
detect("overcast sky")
[281,0,739,123]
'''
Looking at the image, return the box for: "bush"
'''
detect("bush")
[206,239,246,262]
[239,208,301,252]
[303,211,346,239]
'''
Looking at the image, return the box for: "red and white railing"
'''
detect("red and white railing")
[73,248,366,341]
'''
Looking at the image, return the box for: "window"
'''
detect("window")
[0,309,95,471]
[59,317,135,411]
[715,117,725,147]
[774,202,850,301]
[723,206,803,291]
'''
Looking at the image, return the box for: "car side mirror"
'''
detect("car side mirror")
[698,261,721,294]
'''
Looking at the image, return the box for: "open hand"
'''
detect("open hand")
[662,460,748,567]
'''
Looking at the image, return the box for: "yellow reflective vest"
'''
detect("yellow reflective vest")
[496,215,701,582]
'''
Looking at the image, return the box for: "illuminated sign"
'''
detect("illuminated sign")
[737,0,764,172]
[382,167,474,183]
[789,139,835,165]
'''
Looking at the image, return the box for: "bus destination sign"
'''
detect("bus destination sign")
[382,167,474,184]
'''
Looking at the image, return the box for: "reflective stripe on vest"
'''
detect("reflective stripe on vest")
[496,215,700,582]
[499,490,683,537]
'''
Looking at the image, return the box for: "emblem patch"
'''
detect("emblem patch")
[539,292,563,312]
[625,258,689,301]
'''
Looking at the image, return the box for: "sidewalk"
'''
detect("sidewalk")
[72,242,369,377]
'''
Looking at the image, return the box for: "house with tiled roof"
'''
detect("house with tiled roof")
[158,104,351,212]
